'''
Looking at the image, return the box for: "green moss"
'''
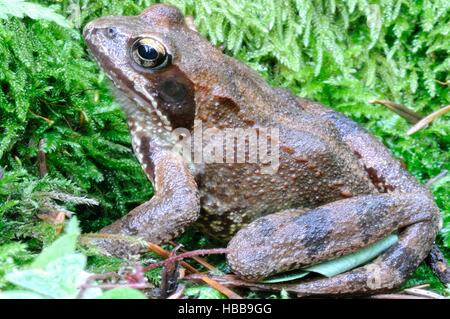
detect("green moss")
[403,264,447,295]
[86,255,124,274]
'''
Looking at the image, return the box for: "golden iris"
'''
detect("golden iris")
[131,38,168,69]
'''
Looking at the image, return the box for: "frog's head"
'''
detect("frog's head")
[83,4,229,134]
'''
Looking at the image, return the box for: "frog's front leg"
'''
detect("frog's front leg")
[99,143,200,253]
[227,192,439,296]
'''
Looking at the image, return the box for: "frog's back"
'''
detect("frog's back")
[193,93,384,241]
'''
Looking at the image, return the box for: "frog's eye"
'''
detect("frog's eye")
[131,38,169,69]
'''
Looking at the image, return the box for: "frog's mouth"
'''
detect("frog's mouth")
[105,71,173,132]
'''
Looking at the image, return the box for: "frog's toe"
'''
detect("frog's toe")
[81,233,147,258]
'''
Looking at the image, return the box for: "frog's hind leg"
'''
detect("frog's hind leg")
[227,108,441,296]
[287,220,436,297]
[226,192,440,296]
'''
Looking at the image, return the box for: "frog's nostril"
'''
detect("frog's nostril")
[107,27,118,38]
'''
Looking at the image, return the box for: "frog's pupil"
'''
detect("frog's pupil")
[138,44,158,60]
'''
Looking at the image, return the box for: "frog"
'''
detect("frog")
[83,4,441,296]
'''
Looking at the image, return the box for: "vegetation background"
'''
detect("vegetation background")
[0,0,448,298]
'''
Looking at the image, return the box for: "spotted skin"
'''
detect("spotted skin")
[83,4,441,296]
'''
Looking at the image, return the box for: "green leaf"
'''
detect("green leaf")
[99,288,147,299]
[261,270,309,284]
[305,234,398,277]
[0,242,29,288]
[260,234,398,283]
[31,217,80,269]
[0,0,69,28]
[6,253,91,298]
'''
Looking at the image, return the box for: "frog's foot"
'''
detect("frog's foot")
[226,192,440,296]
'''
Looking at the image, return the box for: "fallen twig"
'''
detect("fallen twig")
[435,79,449,86]
[403,287,446,299]
[167,284,186,299]
[407,104,450,135]
[409,284,430,289]
[369,99,423,124]
[199,275,243,299]
[82,283,151,290]
[38,139,48,177]
[425,170,448,188]
[159,245,182,298]
[29,110,55,125]
[169,241,217,271]
[147,243,200,273]
[369,294,427,299]
[143,247,229,272]
[146,243,242,299]
[185,273,282,293]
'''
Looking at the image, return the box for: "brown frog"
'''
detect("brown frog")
[83,4,441,296]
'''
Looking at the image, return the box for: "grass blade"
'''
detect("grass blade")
[305,234,398,277]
